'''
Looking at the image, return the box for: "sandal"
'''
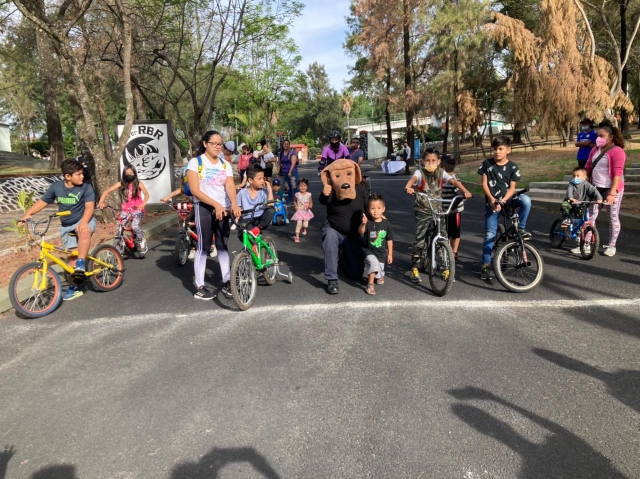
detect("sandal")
[294,236,300,243]
[301,227,307,236]
[454,252,459,259]
[375,278,384,285]
[366,284,376,295]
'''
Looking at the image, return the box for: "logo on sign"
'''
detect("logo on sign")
[124,134,167,180]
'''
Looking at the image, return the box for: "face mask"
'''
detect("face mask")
[330,142,340,151]
[571,178,583,186]
[581,125,590,131]
[123,174,135,181]
[424,165,438,173]
[595,137,608,148]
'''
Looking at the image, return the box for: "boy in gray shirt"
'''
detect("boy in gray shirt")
[561,166,602,226]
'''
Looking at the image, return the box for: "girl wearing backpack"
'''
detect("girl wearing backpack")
[186,130,242,300]
[584,125,627,257]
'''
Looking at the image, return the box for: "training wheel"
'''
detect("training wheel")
[287,272,293,284]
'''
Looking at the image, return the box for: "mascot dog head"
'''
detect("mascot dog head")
[321,159,362,200]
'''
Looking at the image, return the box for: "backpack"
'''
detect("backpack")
[183,156,203,196]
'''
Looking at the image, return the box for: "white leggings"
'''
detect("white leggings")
[589,191,623,247]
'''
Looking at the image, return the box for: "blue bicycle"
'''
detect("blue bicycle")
[549,201,600,260]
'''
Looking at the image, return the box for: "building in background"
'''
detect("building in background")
[0,123,11,152]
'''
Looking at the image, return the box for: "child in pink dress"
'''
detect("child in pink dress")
[292,179,314,243]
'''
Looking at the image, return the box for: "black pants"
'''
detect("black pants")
[238,207,275,238]
[195,203,230,253]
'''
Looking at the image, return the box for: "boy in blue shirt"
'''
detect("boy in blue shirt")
[236,164,274,238]
[20,159,97,300]
[575,118,597,168]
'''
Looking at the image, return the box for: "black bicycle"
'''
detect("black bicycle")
[414,192,464,296]
[490,188,544,292]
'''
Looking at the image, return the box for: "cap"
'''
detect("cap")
[272,179,281,186]
[580,118,592,125]
[224,141,239,154]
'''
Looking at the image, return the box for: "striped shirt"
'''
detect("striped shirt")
[441,173,464,213]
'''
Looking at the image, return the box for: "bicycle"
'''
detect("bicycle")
[228,201,293,311]
[9,211,124,318]
[166,199,216,266]
[490,188,544,292]
[103,205,148,259]
[549,201,600,260]
[414,191,462,296]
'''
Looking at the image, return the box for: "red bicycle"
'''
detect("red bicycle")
[167,200,215,267]
[104,205,148,259]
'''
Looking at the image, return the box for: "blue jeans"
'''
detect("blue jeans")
[283,169,299,204]
[482,195,531,265]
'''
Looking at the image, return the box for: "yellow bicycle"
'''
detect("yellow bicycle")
[9,211,125,318]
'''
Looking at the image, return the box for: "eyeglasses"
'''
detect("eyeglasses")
[207,142,223,147]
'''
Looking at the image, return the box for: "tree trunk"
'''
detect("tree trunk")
[620,0,631,138]
[94,74,113,160]
[443,108,450,155]
[34,3,65,168]
[402,0,414,155]
[453,50,459,164]
[385,71,393,158]
[133,87,146,120]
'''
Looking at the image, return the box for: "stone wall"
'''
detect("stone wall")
[0,175,64,213]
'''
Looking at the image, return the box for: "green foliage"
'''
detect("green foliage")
[307,147,321,159]
[28,139,49,155]
[3,190,36,251]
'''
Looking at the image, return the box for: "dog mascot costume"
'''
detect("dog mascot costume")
[319,159,367,294]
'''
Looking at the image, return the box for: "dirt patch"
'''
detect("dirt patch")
[0,211,171,289]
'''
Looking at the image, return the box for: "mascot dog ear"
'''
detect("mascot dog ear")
[322,159,362,201]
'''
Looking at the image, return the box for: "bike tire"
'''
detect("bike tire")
[261,236,278,285]
[9,262,63,319]
[276,216,285,226]
[114,237,126,258]
[549,219,566,248]
[88,244,125,292]
[493,241,544,293]
[134,232,148,259]
[230,251,257,311]
[580,225,599,260]
[174,232,189,267]
[428,240,455,297]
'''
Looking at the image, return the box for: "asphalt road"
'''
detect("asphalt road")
[0,163,639,478]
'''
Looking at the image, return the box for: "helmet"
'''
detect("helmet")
[329,130,341,141]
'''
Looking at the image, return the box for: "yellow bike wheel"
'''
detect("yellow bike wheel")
[9,262,63,318]
[88,244,125,292]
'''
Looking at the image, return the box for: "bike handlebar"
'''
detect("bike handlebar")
[19,211,70,237]
[413,192,465,216]
[227,200,276,227]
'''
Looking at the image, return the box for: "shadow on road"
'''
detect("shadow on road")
[0,446,15,479]
[533,348,640,414]
[31,465,77,478]
[566,305,640,339]
[447,386,627,479]
[171,447,281,479]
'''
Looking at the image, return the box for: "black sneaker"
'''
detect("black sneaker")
[194,286,215,300]
[327,279,339,295]
[518,229,532,240]
[221,281,233,298]
[480,265,491,280]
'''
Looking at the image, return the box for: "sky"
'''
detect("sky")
[289,0,353,92]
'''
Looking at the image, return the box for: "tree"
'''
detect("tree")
[573,0,640,135]
[11,0,136,198]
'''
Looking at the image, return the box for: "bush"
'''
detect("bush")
[307,147,321,159]
[28,140,49,155]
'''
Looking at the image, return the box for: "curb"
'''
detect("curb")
[0,214,176,316]
[531,198,640,232]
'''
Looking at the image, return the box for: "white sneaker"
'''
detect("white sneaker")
[603,246,616,257]
[188,249,196,259]
[570,246,581,254]
[230,223,237,230]
[209,246,217,258]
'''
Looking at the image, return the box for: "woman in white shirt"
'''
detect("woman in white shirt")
[187,130,242,300]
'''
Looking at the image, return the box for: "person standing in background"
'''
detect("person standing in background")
[575,118,597,168]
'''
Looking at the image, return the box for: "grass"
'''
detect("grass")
[0,166,60,176]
